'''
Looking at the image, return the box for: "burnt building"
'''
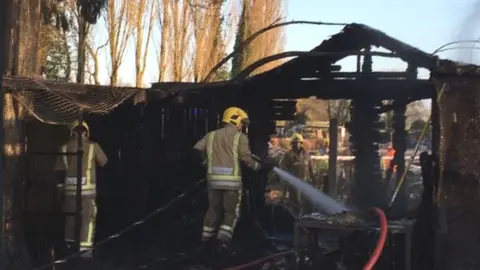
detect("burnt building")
[1,23,479,269]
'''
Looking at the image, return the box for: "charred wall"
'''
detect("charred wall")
[434,79,480,270]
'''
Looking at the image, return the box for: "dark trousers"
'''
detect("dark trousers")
[202,189,243,243]
[63,195,97,250]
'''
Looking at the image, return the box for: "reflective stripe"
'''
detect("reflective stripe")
[203,226,217,233]
[206,132,242,185]
[65,190,96,196]
[202,231,216,238]
[220,224,233,233]
[231,189,242,232]
[64,143,96,194]
[206,132,216,175]
[62,145,68,169]
[208,180,242,189]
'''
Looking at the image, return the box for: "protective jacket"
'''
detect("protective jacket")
[194,124,261,190]
[55,137,108,196]
[280,148,314,182]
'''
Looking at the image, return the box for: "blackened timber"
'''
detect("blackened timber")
[148,79,434,106]
[298,71,409,79]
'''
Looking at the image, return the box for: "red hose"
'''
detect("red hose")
[363,207,388,270]
[220,250,292,270]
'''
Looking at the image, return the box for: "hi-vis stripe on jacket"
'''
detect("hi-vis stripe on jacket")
[194,124,261,190]
[55,139,108,196]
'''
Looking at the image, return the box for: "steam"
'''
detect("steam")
[456,0,480,63]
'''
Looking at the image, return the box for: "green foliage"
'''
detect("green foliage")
[77,0,108,24]
[212,64,231,81]
[42,25,70,80]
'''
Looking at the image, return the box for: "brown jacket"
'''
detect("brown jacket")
[194,124,261,189]
[280,148,314,182]
[55,137,107,195]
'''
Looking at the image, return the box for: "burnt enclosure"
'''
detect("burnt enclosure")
[5,23,480,269]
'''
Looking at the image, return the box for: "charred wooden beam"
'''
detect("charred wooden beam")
[148,79,434,107]
[297,71,409,79]
[350,48,387,209]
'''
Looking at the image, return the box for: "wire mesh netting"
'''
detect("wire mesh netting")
[2,76,143,125]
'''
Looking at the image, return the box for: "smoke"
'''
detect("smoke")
[456,0,480,63]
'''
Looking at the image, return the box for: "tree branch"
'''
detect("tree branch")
[203,20,348,82]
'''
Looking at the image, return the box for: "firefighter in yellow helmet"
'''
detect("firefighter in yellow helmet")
[55,120,107,255]
[193,107,263,253]
[279,133,315,214]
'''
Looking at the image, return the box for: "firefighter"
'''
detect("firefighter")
[279,133,315,214]
[193,107,263,252]
[55,120,107,254]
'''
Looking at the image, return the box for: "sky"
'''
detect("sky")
[94,0,480,90]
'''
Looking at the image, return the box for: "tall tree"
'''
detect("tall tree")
[85,28,108,85]
[231,0,285,77]
[191,0,227,82]
[155,0,171,81]
[169,0,192,81]
[133,0,155,87]
[75,0,108,83]
[105,0,134,85]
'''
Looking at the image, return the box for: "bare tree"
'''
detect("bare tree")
[86,26,109,85]
[170,0,192,81]
[231,0,285,77]
[406,100,429,127]
[190,0,236,81]
[297,98,329,121]
[155,0,171,81]
[132,0,155,87]
[327,100,351,125]
[105,0,134,85]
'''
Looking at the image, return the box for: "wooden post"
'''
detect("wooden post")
[75,113,84,252]
[328,118,338,197]
[0,0,8,251]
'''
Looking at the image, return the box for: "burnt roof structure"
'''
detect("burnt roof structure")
[149,23,480,107]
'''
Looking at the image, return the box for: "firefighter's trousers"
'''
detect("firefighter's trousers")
[63,195,97,251]
[202,188,242,244]
[285,184,313,215]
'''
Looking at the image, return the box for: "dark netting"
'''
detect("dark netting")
[434,78,480,270]
[2,76,142,125]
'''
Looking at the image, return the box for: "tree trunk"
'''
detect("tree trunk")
[76,17,87,83]
[1,0,43,268]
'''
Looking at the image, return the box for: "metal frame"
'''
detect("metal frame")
[293,218,414,270]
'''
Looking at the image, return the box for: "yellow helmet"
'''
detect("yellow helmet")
[222,107,250,127]
[291,133,304,143]
[70,120,90,137]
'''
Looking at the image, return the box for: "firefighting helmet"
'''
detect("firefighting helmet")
[291,133,304,143]
[222,107,250,127]
[70,120,89,138]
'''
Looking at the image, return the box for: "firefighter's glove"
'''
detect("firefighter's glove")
[252,154,274,171]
